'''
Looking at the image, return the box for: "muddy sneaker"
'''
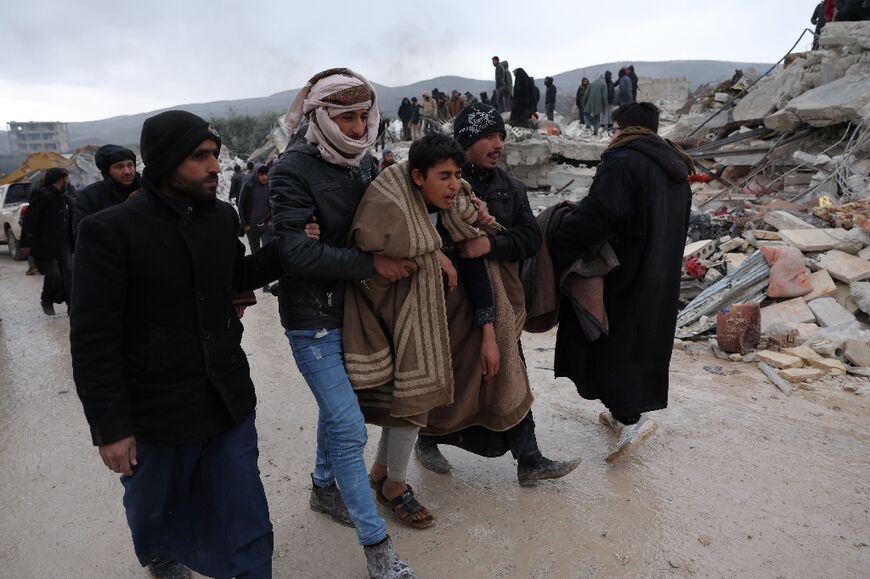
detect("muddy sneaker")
[517,456,582,487]
[364,536,417,579]
[606,416,657,464]
[147,558,191,579]
[41,302,55,316]
[414,440,451,474]
[310,476,354,527]
[599,411,620,434]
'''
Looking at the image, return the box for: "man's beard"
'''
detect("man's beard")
[167,171,218,203]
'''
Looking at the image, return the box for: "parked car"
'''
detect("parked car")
[1,182,32,260]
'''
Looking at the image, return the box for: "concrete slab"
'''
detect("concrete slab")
[779,228,849,252]
[763,210,814,231]
[756,350,804,369]
[850,282,870,315]
[761,297,815,333]
[804,270,838,302]
[808,297,856,327]
[816,250,870,283]
[779,367,825,383]
[844,339,870,368]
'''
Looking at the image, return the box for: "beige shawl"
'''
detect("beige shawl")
[344,161,531,431]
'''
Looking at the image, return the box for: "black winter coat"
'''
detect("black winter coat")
[269,130,379,329]
[545,83,557,106]
[73,173,141,238]
[462,164,542,263]
[70,178,283,446]
[20,185,74,259]
[550,137,692,416]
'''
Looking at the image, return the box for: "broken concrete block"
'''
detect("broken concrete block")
[726,253,748,275]
[720,238,749,253]
[757,350,805,369]
[778,228,849,252]
[835,282,860,314]
[684,239,717,261]
[792,322,821,343]
[816,250,870,283]
[751,230,782,241]
[820,21,870,51]
[776,75,870,129]
[859,246,870,261]
[705,269,723,284]
[844,339,870,368]
[761,297,815,332]
[782,346,847,375]
[808,297,857,327]
[849,281,870,315]
[778,367,825,383]
[763,210,814,231]
[803,270,838,301]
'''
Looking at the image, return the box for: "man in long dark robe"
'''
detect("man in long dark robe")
[549,103,693,463]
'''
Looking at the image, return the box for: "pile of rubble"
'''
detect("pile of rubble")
[672,21,870,391]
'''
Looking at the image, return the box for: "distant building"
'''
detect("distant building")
[7,121,70,154]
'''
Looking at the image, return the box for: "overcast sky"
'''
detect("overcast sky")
[2,0,816,126]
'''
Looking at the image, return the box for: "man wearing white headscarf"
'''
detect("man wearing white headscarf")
[269,68,418,579]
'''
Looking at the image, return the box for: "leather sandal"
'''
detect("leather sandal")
[376,482,435,529]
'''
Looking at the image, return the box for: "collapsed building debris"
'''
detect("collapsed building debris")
[672,21,870,391]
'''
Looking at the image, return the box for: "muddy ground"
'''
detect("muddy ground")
[1,250,868,579]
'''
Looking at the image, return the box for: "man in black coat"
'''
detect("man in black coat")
[228,163,245,205]
[544,76,557,121]
[70,110,282,579]
[550,103,692,463]
[415,103,581,486]
[73,144,141,238]
[20,167,74,316]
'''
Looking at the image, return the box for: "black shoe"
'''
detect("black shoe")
[517,456,582,487]
[310,476,354,527]
[147,558,191,579]
[414,440,451,474]
[41,302,55,316]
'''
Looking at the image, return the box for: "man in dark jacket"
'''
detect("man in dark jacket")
[544,77,557,121]
[73,144,141,238]
[228,163,244,204]
[238,164,273,252]
[20,167,74,316]
[415,103,580,486]
[627,65,639,102]
[398,97,413,140]
[269,68,417,579]
[575,77,590,125]
[493,56,505,111]
[70,110,282,579]
[549,103,692,463]
[618,68,634,106]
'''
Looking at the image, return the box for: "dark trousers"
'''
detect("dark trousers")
[34,249,72,305]
[121,412,273,579]
[545,103,555,121]
[246,223,274,254]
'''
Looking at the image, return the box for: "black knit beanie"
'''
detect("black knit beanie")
[139,110,221,183]
[453,103,506,150]
[94,144,136,176]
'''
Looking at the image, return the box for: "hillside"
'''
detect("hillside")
[1,60,770,151]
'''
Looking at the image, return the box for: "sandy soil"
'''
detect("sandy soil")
[1,249,868,578]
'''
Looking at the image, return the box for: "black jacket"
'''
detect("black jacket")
[550,136,692,416]
[462,164,542,263]
[73,173,141,238]
[70,178,283,446]
[20,184,74,259]
[269,130,379,329]
[228,170,245,202]
[545,83,557,106]
[398,100,413,122]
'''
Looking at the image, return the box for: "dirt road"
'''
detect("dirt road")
[1,250,868,578]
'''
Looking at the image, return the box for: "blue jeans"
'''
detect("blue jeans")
[285,328,387,546]
[121,412,273,579]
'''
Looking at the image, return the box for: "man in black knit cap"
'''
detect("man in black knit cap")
[415,102,581,486]
[73,144,141,238]
[70,110,282,579]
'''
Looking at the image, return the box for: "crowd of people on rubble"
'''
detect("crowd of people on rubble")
[386,57,643,147]
[18,58,695,579]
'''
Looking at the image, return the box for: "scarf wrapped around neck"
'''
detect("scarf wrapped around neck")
[283,68,380,167]
[608,126,695,173]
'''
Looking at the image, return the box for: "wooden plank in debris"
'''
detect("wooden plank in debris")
[758,362,791,396]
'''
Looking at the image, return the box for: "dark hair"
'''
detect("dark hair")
[233,164,241,171]
[492,56,500,61]
[256,165,269,175]
[246,161,255,170]
[613,102,660,133]
[408,134,465,178]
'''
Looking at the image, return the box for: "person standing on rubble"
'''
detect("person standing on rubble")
[583,75,608,136]
[73,144,141,239]
[70,110,283,579]
[20,167,74,316]
[238,164,274,253]
[409,97,422,141]
[548,103,693,463]
[576,77,590,125]
[493,56,505,111]
[268,67,418,579]
[544,77,557,121]
[617,68,634,107]
[421,91,439,135]
[398,97,413,140]
[414,103,581,485]
[603,70,616,131]
[627,65,639,103]
[228,163,245,205]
